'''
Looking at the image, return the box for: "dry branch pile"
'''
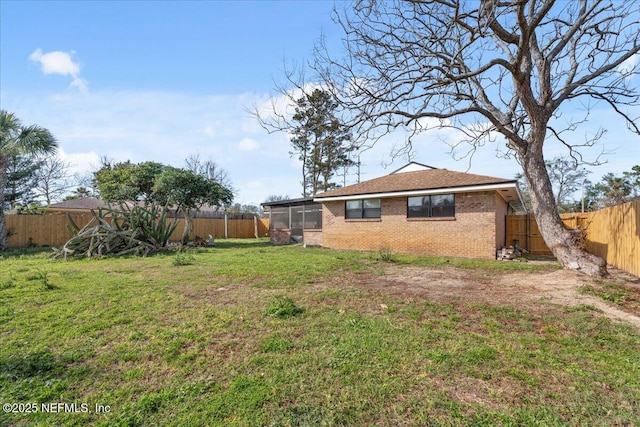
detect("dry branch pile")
[52,204,178,260]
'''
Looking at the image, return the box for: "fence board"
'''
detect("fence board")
[5,213,270,249]
[582,201,639,277]
[505,215,550,255]
[506,201,639,276]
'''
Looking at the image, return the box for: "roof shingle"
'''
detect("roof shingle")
[47,197,106,210]
[314,168,516,198]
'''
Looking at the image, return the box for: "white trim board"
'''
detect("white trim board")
[314,183,519,202]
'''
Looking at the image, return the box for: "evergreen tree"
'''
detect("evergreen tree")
[3,154,41,209]
[290,89,353,196]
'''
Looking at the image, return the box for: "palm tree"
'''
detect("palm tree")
[1,110,58,250]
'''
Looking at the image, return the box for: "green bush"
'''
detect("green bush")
[172,250,195,266]
[264,295,304,318]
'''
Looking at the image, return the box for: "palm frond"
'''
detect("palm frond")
[0,110,21,152]
[16,125,58,155]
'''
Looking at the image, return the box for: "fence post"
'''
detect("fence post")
[526,214,530,253]
[254,215,258,239]
[224,213,228,239]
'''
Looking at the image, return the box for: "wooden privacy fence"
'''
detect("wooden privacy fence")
[506,200,640,277]
[5,213,270,249]
[505,214,553,255]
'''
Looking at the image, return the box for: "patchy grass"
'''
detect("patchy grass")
[1,239,638,426]
[580,279,640,317]
[392,253,562,272]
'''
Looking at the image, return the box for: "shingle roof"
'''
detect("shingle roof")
[47,197,107,210]
[314,168,516,199]
[46,197,227,217]
[261,197,315,207]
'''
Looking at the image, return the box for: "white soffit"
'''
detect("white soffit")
[314,182,520,202]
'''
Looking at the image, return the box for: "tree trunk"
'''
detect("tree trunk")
[182,209,194,246]
[0,204,5,251]
[0,156,8,251]
[522,153,608,277]
[301,156,308,197]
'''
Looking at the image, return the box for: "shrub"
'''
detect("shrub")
[264,295,304,318]
[53,203,178,259]
[172,250,195,266]
[378,246,396,263]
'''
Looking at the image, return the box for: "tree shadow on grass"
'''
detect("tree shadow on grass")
[206,239,272,250]
[0,349,64,379]
[1,247,53,259]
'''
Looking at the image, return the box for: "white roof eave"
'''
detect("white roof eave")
[313,182,519,202]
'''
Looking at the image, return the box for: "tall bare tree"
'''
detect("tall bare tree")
[545,157,591,212]
[185,152,236,196]
[33,154,72,205]
[306,0,639,276]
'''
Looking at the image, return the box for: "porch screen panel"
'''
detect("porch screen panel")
[304,203,322,229]
[270,207,289,229]
[290,206,304,231]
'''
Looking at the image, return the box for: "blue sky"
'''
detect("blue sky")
[1,1,639,206]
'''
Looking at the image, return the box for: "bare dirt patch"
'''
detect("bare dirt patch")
[354,264,640,328]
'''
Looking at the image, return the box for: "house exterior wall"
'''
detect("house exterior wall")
[321,191,502,259]
[494,193,508,250]
[270,229,323,246]
[303,229,323,247]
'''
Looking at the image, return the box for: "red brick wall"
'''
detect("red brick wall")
[321,191,503,259]
[270,229,323,246]
[269,229,291,245]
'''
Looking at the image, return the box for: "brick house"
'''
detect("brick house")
[312,162,523,259]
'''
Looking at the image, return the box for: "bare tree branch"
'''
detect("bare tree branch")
[291,0,640,276]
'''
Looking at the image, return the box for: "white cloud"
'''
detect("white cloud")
[29,48,88,91]
[253,83,323,124]
[69,77,89,92]
[57,148,101,176]
[29,49,79,75]
[617,54,638,79]
[238,137,260,151]
[203,125,215,137]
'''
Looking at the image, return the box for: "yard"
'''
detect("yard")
[1,239,639,426]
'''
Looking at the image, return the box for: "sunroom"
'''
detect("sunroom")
[261,197,323,246]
